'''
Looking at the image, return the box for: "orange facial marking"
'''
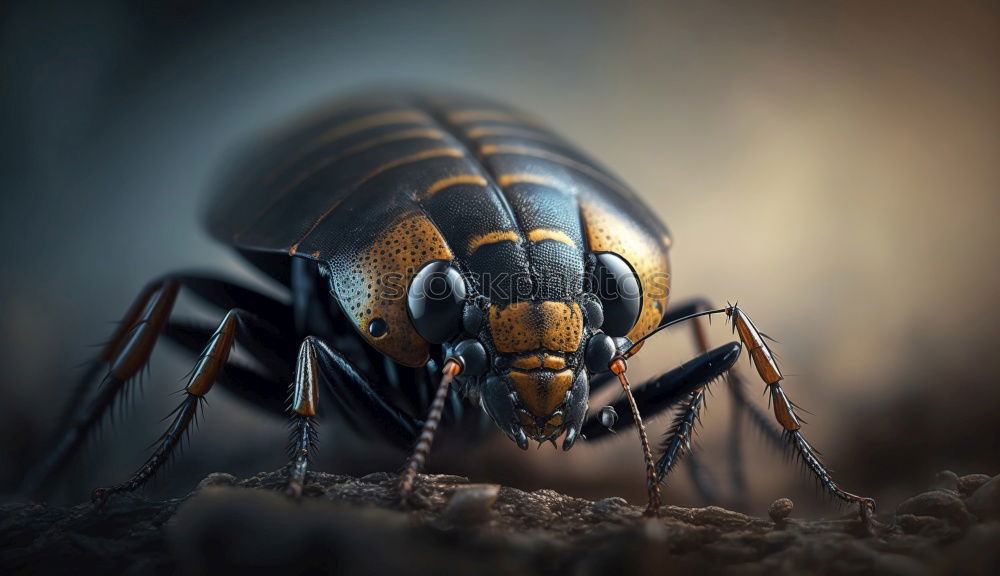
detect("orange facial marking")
[542,412,565,438]
[542,354,565,370]
[489,301,583,354]
[538,301,583,353]
[511,356,543,370]
[510,354,566,371]
[509,369,573,419]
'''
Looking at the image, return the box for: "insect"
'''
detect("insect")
[24,92,873,518]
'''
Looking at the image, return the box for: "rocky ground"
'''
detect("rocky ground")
[1,470,998,575]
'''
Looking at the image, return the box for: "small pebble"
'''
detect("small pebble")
[957,474,991,496]
[966,475,1000,522]
[769,498,794,524]
[441,484,500,526]
[896,490,973,528]
[196,473,237,490]
[931,470,959,492]
[592,496,630,517]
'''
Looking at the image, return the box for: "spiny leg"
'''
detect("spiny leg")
[22,279,181,494]
[584,343,740,507]
[53,282,163,433]
[621,303,874,518]
[91,308,279,502]
[661,298,784,504]
[725,306,875,520]
[310,338,420,449]
[168,325,422,498]
[398,360,461,504]
[24,274,291,496]
[657,386,706,483]
[163,321,291,416]
[285,338,320,498]
[582,343,742,442]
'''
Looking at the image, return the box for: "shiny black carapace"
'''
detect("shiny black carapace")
[25,92,873,518]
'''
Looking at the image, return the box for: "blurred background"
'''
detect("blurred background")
[1,0,997,515]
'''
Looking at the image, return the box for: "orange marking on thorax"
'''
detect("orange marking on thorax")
[496,173,563,189]
[465,125,559,142]
[467,230,521,253]
[447,109,536,125]
[527,228,575,247]
[425,174,488,198]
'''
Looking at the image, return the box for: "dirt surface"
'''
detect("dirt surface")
[2,470,998,575]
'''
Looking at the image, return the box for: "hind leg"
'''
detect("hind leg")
[90,308,289,501]
[21,274,291,496]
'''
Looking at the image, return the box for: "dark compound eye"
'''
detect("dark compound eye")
[589,252,643,337]
[407,260,467,344]
[584,333,616,374]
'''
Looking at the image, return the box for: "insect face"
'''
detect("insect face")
[406,253,645,448]
[481,299,589,446]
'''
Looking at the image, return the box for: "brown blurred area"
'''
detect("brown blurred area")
[1,0,997,515]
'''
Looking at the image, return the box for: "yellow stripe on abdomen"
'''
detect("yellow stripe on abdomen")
[467,230,521,254]
[424,174,488,198]
[527,228,575,247]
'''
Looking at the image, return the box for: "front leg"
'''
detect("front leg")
[621,303,875,520]
[582,343,741,514]
[658,298,785,503]
[726,306,876,520]
[284,336,424,498]
[285,338,321,498]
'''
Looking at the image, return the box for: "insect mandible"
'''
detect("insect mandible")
[24,91,874,518]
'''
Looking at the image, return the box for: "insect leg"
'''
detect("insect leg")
[309,338,421,448]
[90,308,281,502]
[163,321,291,416]
[660,298,784,502]
[726,306,876,520]
[606,358,662,516]
[22,279,181,495]
[587,343,742,502]
[23,274,292,496]
[169,272,293,328]
[582,342,741,442]
[285,338,320,498]
[398,360,461,504]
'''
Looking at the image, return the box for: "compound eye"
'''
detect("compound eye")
[407,261,468,343]
[589,252,643,337]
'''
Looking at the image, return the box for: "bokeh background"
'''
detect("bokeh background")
[2,0,997,515]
